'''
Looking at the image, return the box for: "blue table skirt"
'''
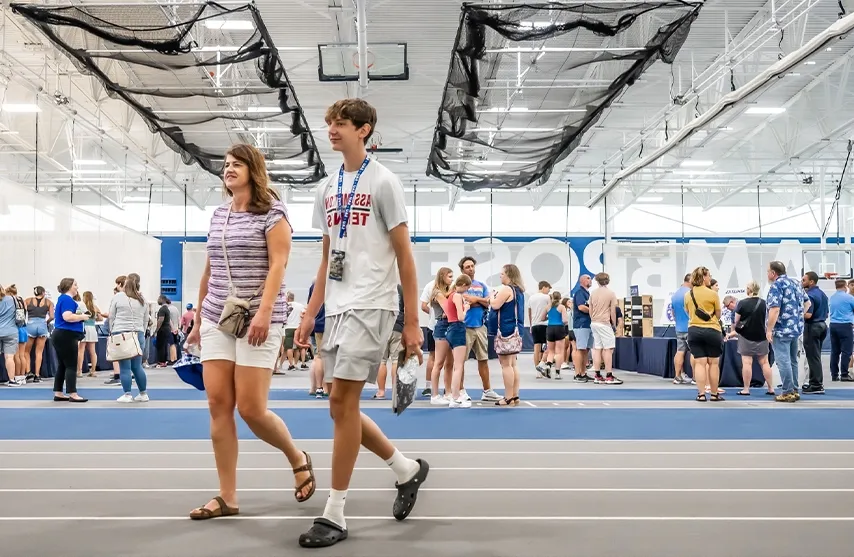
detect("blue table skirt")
[614,336,772,388]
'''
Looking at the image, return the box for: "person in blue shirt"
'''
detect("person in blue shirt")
[828,278,854,383]
[765,261,809,402]
[801,271,829,393]
[458,257,500,402]
[0,285,19,386]
[571,274,593,382]
[51,278,89,402]
[671,274,692,384]
[307,281,328,398]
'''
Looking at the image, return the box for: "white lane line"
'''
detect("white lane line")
[522,401,537,407]
[1,438,851,443]
[9,467,854,472]
[0,516,850,522]
[3,450,854,455]
[2,487,852,493]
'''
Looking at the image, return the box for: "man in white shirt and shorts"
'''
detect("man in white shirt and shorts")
[296,98,428,549]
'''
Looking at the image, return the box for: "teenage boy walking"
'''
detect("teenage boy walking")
[296,98,429,548]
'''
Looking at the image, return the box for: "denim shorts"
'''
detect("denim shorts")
[26,318,48,338]
[433,318,449,341]
[446,321,467,349]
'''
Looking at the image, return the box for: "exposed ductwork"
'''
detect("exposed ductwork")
[356,0,369,89]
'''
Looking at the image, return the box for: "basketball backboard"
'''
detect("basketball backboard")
[801,248,853,279]
[318,42,409,82]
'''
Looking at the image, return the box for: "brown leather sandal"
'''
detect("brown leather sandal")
[293,451,317,503]
[189,496,239,520]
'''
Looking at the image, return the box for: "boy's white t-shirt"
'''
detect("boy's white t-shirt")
[420,282,437,331]
[527,291,550,327]
[312,159,408,317]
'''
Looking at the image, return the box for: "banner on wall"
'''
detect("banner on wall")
[174,236,846,329]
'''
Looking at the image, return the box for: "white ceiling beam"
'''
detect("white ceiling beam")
[587,7,854,209]
[575,0,820,192]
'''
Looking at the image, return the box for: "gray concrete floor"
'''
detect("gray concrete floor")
[1,439,853,557]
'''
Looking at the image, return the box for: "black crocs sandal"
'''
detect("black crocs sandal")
[695,393,707,402]
[393,458,429,521]
[298,517,348,548]
[710,393,725,402]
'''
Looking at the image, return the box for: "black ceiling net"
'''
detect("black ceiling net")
[427,1,702,191]
[11,1,325,187]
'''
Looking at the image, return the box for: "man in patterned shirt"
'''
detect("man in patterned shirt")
[765,260,810,402]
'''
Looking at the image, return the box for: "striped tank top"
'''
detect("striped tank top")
[200,200,292,325]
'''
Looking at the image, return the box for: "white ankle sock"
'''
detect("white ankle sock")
[385,449,419,484]
[322,488,347,529]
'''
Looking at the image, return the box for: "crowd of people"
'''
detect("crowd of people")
[669,262,854,402]
[0,277,197,401]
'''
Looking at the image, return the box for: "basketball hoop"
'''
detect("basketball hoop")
[352,51,376,70]
[824,272,839,281]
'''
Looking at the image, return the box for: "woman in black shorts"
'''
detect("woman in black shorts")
[561,297,576,370]
[684,266,724,402]
[540,292,569,378]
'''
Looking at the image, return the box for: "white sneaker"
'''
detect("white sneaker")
[116,393,134,403]
[448,397,471,408]
[481,389,501,402]
[460,389,472,402]
[134,393,150,403]
[430,395,449,405]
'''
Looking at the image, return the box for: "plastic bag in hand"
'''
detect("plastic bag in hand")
[392,353,419,416]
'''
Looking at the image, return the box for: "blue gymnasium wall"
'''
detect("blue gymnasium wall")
[156,235,841,303]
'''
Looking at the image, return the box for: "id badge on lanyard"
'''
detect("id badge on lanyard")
[329,157,369,282]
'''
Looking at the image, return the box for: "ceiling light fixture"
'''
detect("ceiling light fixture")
[636,196,664,202]
[745,107,786,115]
[203,20,255,31]
[73,160,107,165]
[470,127,559,132]
[1,103,41,113]
[459,196,488,202]
[268,160,307,166]
[680,160,713,167]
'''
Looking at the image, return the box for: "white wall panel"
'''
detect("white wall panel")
[0,178,161,307]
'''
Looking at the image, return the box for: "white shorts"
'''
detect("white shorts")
[322,309,396,384]
[591,322,616,350]
[199,319,283,369]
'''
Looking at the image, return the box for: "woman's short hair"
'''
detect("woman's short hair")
[222,143,280,214]
[746,280,761,296]
[57,278,75,294]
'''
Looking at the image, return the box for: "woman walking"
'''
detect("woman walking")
[184,143,315,519]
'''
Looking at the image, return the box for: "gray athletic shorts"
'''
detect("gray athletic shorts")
[676,332,690,353]
[322,309,396,384]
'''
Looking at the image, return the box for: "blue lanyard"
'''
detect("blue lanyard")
[337,157,370,239]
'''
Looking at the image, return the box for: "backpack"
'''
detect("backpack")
[14,297,27,327]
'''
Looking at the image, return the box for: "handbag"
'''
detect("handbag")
[107,297,143,362]
[217,204,263,339]
[13,296,27,327]
[689,289,713,321]
[494,287,523,355]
